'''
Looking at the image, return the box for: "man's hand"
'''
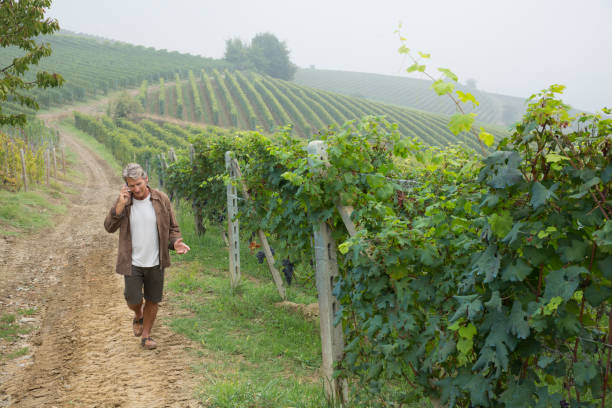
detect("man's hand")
[116,185,131,214]
[174,238,190,254]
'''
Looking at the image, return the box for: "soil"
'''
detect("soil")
[0,99,203,407]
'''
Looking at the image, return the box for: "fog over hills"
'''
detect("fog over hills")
[47,0,611,113]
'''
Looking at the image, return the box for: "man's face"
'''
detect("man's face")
[126,176,149,200]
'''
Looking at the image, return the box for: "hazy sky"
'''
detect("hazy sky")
[48,0,611,112]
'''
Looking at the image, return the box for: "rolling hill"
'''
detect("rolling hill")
[293,68,527,127]
[0,32,510,150]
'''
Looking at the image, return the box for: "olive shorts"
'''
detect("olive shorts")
[124,264,164,304]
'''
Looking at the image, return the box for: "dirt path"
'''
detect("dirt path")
[0,103,202,407]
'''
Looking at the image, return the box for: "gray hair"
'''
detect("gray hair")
[122,163,147,182]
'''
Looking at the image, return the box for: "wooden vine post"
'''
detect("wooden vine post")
[229,156,286,300]
[225,151,241,289]
[306,140,349,405]
[19,148,28,192]
[44,149,49,185]
[52,146,57,178]
[61,145,66,175]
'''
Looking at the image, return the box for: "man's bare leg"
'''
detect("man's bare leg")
[128,302,144,336]
[127,301,144,318]
[141,300,158,349]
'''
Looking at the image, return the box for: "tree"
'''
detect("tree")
[223,38,254,71]
[223,33,297,80]
[249,33,297,80]
[110,92,142,120]
[0,0,64,126]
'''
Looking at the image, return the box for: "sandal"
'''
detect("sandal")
[132,317,144,337]
[141,336,157,350]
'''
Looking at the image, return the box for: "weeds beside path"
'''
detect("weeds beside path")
[166,210,328,407]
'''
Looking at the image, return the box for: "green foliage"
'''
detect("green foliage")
[0,0,64,126]
[223,38,255,71]
[138,79,148,108]
[250,33,297,81]
[163,84,610,405]
[188,70,203,120]
[224,33,297,80]
[0,33,228,114]
[174,72,184,119]
[109,92,142,119]
[158,77,166,115]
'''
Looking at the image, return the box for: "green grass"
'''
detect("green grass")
[22,307,37,316]
[0,188,67,235]
[0,313,30,342]
[3,346,29,360]
[167,202,327,408]
[58,118,122,174]
[1,308,36,361]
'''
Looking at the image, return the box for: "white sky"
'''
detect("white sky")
[47,0,611,112]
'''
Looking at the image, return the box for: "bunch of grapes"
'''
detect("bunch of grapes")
[559,400,569,408]
[282,259,294,285]
[255,248,275,264]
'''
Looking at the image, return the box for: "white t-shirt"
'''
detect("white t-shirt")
[129,193,160,267]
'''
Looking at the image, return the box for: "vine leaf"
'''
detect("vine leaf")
[464,374,493,406]
[599,256,612,279]
[584,284,612,307]
[499,381,536,408]
[451,295,483,322]
[529,181,558,209]
[478,127,495,147]
[602,163,612,183]
[471,244,501,283]
[485,290,502,312]
[501,258,532,282]
[543,266,586,301]
[544,153,569,163]
[406,63,426,73]
[479,151,523,189]
[558,239,588,263]
[509,300,530,339]
[574,361,597,387]
[456,90,479,107]
[501,222,524,245]
[488,211,513,239]
[438,67,458,82]
[593,221,612,254]
[473,314,514,373]
[431,80,455,96]
[448,112,476,135]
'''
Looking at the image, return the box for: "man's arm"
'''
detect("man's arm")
[167,200,181,249]
[104,185,131,233]
[167,198,190,254]
[104,198,125,233]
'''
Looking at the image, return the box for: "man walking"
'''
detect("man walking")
[104,163,190,350]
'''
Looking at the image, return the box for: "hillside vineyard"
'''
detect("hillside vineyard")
[0,33,508,150]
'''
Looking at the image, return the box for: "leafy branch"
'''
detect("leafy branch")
[395,25,493,155]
